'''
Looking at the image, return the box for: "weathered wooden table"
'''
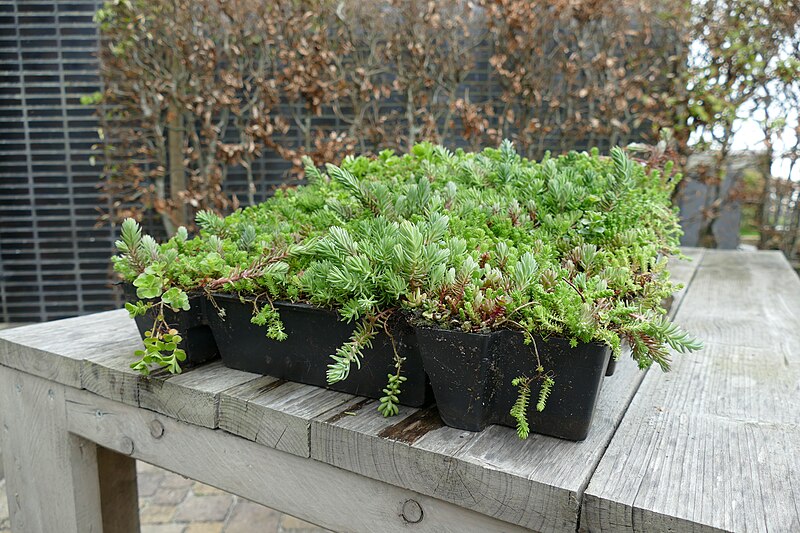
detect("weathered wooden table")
[1,249,798,533]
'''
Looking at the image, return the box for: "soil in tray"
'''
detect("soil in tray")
[121,283,219,368]
[416,327,610,441]
[205,294,432,407]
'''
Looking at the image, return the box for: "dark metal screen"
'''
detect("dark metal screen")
[0,0,115,323]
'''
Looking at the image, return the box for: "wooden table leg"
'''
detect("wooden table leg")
[0,366,139,533]
[98,446,140,533]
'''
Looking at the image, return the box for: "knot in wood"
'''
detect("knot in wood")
[401,499,423,524]
[149,419,165,439]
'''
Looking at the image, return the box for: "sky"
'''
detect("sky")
[731,115,798,180]
[687,31,799,182]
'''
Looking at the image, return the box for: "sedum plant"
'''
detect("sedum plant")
[113,213,293,374]
[304,142,701,432]
[113,219,192,374]
[113,141,702,434]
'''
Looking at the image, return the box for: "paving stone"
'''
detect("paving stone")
[151,486,191,505]
[224,500,281,533]
[140,503,177,524]
[184,523,224,533]
[138,471,166,498]
[173,494,233,523]
[160,472,195,490]
[140,525,184,533]
[192,482,226,496]
[0,481,7,527]
[278,514,329,532]
[137,461,163,474]
[0,481,6,532]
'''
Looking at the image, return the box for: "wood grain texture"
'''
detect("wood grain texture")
[0,310,134,388]
[81,347,142,407]
[310,251,704,532]
[97,446,141,533]
[668,247,705,314]
[65,386,533,533]
[582,250,800,533]
[219,377,360,457]
[313,354,645,531]
[0,366,105,533]
[0,309,145,407]
[138,360,260,428]
[312,401,476,494]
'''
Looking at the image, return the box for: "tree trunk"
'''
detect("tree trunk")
[168,103,187,231]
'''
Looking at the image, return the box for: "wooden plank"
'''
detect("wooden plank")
[0,310,134,388]
[448,354,648,532]
[219,377,360,457]
[81,347,142,407]
[313,355,645,531]
[670,250,799,362]
[669,247,705,313]
[65,387,534,533]
[310,250,705,532]
[312,401,477,493]
[138,360,260,428]
[582,250,800,532]
[0,366,105,533]
[97,447,141,533]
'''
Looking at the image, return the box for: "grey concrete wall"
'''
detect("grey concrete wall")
[678,151,769,249]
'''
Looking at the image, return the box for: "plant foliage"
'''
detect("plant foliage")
[113,141,702,434]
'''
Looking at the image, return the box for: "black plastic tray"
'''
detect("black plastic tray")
[205,294,432,407]
[605,357,617,376]
[415,327,610,441]
[121,283,219,369]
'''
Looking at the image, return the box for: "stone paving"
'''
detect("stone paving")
[0,462,330,533]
